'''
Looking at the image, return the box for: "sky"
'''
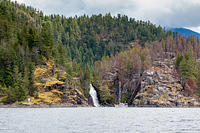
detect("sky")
[12,0,200,33]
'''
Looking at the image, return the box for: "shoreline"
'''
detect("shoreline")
[0,103,200,108]
[0,103,90,108]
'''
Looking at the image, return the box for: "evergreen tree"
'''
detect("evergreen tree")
[5,66,27,103]
[179,52,196,81]
[40,23,54,58]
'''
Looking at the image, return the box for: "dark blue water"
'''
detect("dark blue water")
[0,108,200,133]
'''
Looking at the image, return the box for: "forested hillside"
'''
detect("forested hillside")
[0,0,173,65]
[0,0,80,103]
[93,34,200,106]
[3,0,199,106]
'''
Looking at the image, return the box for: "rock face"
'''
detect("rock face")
[133,58,200,107]
[31,59,88,106]
[63,87,88,105]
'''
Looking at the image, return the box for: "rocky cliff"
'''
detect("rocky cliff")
[30,59,88,106]
[133,58,200,107]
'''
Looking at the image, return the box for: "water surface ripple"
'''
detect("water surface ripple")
[0,108,200,133]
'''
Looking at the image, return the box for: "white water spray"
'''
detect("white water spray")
[89,84,100,107]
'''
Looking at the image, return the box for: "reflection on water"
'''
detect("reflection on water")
[0,108,200,133]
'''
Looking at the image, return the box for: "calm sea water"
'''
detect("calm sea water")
[0,108,200,133]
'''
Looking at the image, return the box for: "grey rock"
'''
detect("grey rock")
[133,59,200,107]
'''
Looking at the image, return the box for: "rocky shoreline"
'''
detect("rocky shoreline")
[0,103,90,108]
[1,103,200,108]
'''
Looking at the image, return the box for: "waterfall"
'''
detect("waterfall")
[89,84,100,107]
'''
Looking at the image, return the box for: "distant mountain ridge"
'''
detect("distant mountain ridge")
[167,27,200,38]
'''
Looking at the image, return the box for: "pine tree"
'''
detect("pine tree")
[175,52,183,70]
[5,66,27,103]
[40,23,54,58]
[179,52,195,80]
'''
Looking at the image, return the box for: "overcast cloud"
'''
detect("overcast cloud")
[12,0,200,32]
